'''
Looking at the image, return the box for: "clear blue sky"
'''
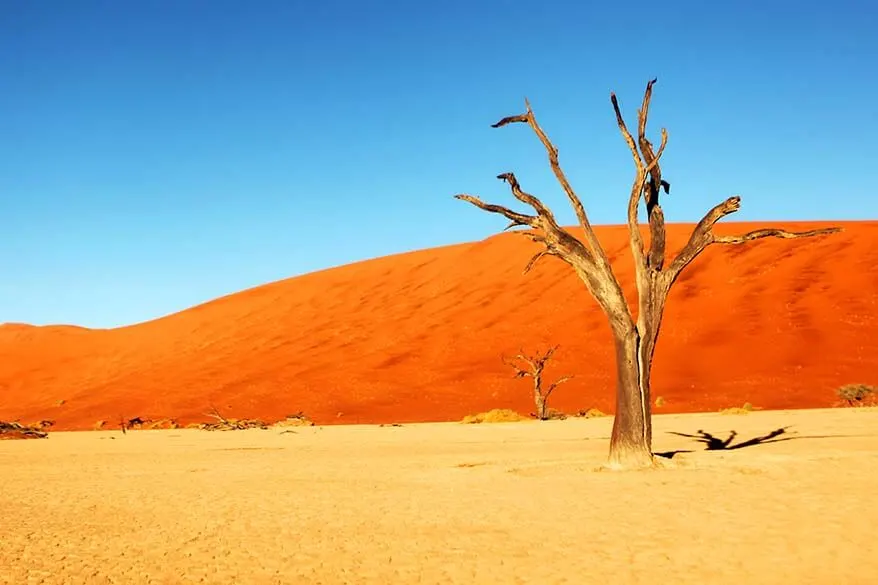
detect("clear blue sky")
[1,0,876,328]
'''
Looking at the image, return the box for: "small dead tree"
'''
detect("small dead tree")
[503,345,572,420]
[456,79,840,469]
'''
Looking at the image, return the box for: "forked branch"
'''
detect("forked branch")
[487,99,619,282]
[612,79,671,272]
[503,345,559,377]
[456,172,595,274]
[456,99,634,321]
[636,79,671,270]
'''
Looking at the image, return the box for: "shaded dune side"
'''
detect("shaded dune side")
[1,221,875,430]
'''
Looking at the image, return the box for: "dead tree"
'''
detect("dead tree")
[503,346,572,420]
[455,79,839,469]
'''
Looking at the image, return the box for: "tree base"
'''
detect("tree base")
[606,443,656,470]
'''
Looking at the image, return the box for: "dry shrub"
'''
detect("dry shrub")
[720,402,758,415]
[0,421,48,440]
[575,408,608,418]
[273,412,314,428]
[655,396,666,408]
[836,384,876,407]
[537,408,567,421]
[461,409,525,424]
[197,405,269,431]
[94,420,106,430]
[146,418,180,430]
[199,418,268,431]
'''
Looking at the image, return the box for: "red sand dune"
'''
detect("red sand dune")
[1,221,876,430]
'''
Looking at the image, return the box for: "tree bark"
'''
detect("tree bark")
[607,271,670,467]
[535,392,548,420]
[606,326,651,467]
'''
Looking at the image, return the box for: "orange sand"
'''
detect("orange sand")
[0,221,876,430]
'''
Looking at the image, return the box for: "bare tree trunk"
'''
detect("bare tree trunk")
[607,328,652,467]
[607,275,669,468]
[531,372,543,419]
[535,391,548,420]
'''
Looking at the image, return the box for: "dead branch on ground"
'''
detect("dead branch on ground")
[0,420,49,440]
[198,404,269,431]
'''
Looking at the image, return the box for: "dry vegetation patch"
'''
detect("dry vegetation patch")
[836,383,876,407]
[575,408,609,419]
[0,420,51,440]
[199,418,269,431]
[273,412,315,428]
[186,405,270,431]
[146,418,180,430]
[720,403,759,415]
[461,409,526,424]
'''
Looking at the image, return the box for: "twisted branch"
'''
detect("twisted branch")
[714,228,842,244]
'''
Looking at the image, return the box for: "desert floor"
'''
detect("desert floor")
[2,408,877,585]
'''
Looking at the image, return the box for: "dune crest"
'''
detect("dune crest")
[1,221,876,430]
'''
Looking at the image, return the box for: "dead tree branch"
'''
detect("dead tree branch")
[544,375,573,398]
[612,79,670,275]
[0,420,49,440]
[636,79,671,270]
[201,404,268,431]
[713,227,843,244]
[668,196,842,281]
[456,101,633,323]
[485,100,622,283]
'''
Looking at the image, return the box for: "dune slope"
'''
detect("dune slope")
[1,221,876,430]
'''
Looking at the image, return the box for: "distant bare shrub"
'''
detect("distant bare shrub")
[655,396,666,408]
[720,402,757,415]
[836,384,876,407]
[461,409,525,424]
[502,346,572,421]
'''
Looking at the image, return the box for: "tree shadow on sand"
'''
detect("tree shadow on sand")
[655,426,795,459]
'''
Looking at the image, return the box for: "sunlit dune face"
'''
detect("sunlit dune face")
[0,221,875,429]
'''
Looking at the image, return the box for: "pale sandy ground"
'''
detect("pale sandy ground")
[2,408,877,585]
